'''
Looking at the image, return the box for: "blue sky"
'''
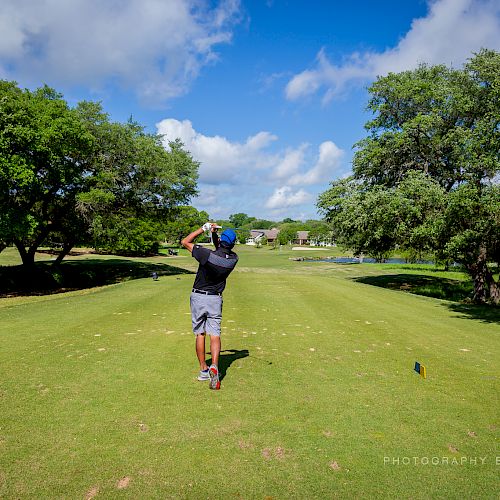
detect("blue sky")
[1,0,499,221]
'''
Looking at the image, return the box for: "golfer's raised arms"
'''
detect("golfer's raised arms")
[181,227,203,253]
[181,223,219,253]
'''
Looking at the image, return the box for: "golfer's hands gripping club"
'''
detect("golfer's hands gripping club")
[202,222,221,234]
[182,224,220,252]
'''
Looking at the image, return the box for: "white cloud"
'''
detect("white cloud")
[156,118,346,219]
[288,141,343,185]
[286,0,500,102]
[272,145,308,180]
[157,118,278,183]
[286,66,324,100]
[0,0,241,102]
[265,186,313,210]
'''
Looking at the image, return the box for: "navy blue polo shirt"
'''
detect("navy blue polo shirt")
[192,244,238,295]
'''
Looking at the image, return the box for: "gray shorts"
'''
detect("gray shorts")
[190,292,223,336]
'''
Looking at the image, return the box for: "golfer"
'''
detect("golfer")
[181,223,238,390]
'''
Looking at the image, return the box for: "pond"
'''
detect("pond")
[296,257,444,265]
[328,257,432,264]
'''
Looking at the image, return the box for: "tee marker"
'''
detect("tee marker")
[414,361,427,379]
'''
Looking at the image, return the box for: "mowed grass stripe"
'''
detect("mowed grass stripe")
[0,264,498,498]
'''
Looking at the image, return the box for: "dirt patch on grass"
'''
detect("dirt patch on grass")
[37,383,50,395]
[116,476,131,489]
[85,485,99,499]
[329,461,341,471]
[448,445,459,453]
[262,447,288,460]
[238,440,253,449]
[139,423,149,432]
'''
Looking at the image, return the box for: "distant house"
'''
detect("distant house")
[294,231,309,245]
[246,230,262,245]
[310,230,335,247]
[246,228,280,245]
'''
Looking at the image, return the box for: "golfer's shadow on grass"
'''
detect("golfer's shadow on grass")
[207,349,249,381]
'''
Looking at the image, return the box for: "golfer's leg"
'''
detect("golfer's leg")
[206,295,222,367]
[196,334,208,371]
[209,335,221,367]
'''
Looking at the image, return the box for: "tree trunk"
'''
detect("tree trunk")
[13,240,35,266]
[53,241,74,265]
[490,281,500,305]
[468,246,499,305]
[14,225,52,267]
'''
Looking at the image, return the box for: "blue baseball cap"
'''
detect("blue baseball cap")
[220,229,237,247]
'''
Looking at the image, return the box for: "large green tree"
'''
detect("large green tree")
[0,82,95,265]
[75,101,199,255]
[276,222,306,245]
[318,50,500,304]
[0,83,199,263]
[228,213,255,228]
[245,219,276,230]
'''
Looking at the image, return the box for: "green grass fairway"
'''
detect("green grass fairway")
[0,246,499,498]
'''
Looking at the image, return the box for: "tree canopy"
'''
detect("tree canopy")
[318,49,500,304]
[228,213,255,228]
[0,82,199,263]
